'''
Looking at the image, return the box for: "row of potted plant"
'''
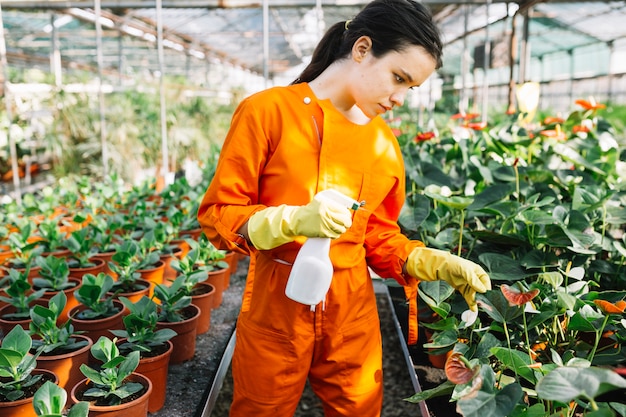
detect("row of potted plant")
[0,167,242,416]
[0,238,233,416]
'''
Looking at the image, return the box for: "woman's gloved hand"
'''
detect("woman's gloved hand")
[247,196,353,250]
[405,247,491,311]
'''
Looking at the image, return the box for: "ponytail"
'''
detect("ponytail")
[292,22,347,84]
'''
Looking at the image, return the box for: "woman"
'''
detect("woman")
[198,0,491,415]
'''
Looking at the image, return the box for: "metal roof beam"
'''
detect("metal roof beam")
[0,0,515,9]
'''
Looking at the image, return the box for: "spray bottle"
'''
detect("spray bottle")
[285,189,363,308]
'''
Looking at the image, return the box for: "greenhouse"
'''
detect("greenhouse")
[1,0,625,416]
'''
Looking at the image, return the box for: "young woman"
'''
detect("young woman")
[198,0,491,415]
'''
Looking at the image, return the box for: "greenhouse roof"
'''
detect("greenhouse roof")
[1,0,626,82]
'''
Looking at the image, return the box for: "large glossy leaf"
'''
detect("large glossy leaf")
[468,183,515,210]
[476,290,523,323]
[398,195,431,233]
[404,380,455,403]
[456,365,523,417]
[492,347,537,384]
[536,367,626,403]
[33,380,66,415]
[478,252,530,281]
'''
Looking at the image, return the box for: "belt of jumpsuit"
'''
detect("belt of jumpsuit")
[197,82,422,416]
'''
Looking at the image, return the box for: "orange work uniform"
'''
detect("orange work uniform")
[198,82,422,416]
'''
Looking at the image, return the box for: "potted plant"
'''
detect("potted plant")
[111,296,176,412]
[33,219,70,258]
[0,326,57,417]
[188,237,229,308]
[69,273,126,344]
[71,336,152,416]
[0,267,46,334]
[32,256,81,323]
[169,246,215,335]
[64,227,106,279]
[107,240,153,301]
[2,221,45,279]
[28,291,92,391]
[32,381,89,417]
[153,278,200,364]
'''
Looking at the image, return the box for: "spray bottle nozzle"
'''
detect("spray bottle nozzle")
[315,189,364,211]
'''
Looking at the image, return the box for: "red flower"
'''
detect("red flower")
[467,122,487,131]
[414,131,436,142]
[501,284,540,306]
[445,353,478,385]
[540,124,567,141]
[594,299,626,314]
[543,116,565,125]
[451,112,480,121]
[572,124,590,134]
[575,99,606,111]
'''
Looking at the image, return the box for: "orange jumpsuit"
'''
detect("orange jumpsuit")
[198,82,422,416]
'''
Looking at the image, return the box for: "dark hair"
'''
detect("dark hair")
[292,0,443,84]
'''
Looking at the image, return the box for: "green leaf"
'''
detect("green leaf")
[536,367,626,403]
[404,380,456,403]
[476,290,523,323]
[456,368,523,417]
[478,253,530,281]
[492,347,537,384]
[33,380,66,415]
[67,401,90,417]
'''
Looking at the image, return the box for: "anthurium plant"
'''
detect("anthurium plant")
[394,98,626,415]
[77,336,143,406]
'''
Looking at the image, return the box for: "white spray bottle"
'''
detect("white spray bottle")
[285,189,363,308]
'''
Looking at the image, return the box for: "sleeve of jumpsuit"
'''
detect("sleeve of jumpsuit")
[197,95,270,255]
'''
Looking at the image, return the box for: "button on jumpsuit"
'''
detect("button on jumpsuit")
[198,82,423,416]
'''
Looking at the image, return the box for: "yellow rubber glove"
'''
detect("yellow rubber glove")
[247,196,353,250]
[406,247,491,311]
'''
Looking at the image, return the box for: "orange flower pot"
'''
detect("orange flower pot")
[35,334,93,392]
[71,372,152,417]
[190,282,216,335]
[156,304,200,364]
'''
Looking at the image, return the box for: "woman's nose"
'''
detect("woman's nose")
[390,90,406,107]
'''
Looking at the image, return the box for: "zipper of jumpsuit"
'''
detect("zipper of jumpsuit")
[311,113,326,341]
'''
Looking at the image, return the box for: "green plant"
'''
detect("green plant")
[34,219,69,254]
[32,380,89,417]
[4,219,45,269]
[152,278,191,323]
[32,255,74,291]
[29,291,89,354]
[0,325,43,402]
[77,336,143,406]
[192,236,229,271]
[169,243,211,293]
[64,227,99,269]
[0,267,46,319]
[73,273,119,319]
[108,240,158,292]
[110,296,177,354]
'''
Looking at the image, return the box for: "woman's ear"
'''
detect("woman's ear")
[352,36,372,62]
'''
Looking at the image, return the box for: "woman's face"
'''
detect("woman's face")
[350,42,437,119]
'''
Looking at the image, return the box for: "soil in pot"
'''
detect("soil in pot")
[0,369,58,417]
